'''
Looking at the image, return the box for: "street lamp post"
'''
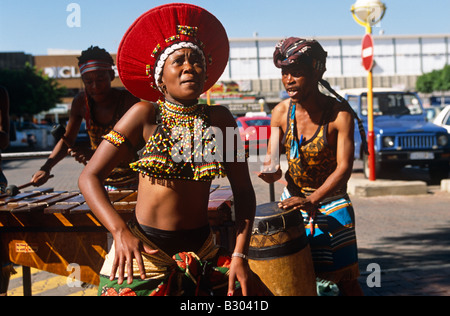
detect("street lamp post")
[351,0,386,181]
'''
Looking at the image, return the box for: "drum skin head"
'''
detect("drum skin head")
[255,202,291,218]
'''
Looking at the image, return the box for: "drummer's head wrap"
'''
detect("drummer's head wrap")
[117,3,229,101]
[274,37,369,155]
[78,46,115,75]
[273,37,327,75]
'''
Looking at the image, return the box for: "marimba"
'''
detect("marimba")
[0,185,235,293]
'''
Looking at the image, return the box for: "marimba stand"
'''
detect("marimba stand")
[0,185,235,296]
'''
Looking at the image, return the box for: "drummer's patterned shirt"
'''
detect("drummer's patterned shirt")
[283,101,347,198]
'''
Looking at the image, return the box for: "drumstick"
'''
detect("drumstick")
[1,175,55,198]
[18,175,55,190]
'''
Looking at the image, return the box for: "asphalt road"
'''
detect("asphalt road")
[2,154,450,296]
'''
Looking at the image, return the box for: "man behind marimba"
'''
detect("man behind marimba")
[30,46,140,191]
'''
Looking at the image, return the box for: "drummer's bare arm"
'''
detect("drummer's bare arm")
[258,100,288,183]
[31,95,85,186]
[79,101,157,285]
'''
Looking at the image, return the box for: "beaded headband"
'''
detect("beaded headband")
[154,41,206,93]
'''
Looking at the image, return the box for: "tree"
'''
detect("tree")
[0,63,66,119]
[416,64,450,93]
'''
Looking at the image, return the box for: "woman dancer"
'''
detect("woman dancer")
[79,3,269,296]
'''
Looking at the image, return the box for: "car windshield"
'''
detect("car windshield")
[357,93,423,116]
[244,119,271,127]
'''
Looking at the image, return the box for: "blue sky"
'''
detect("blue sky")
[1,0,449,55]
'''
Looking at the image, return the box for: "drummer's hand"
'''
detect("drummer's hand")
[258,165,282,184]
[31,170,51,187]
[228,256,250,296]
[278,196,317,213]
[111,229,159,285]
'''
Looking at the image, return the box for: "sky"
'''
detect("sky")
[1,0,449,56]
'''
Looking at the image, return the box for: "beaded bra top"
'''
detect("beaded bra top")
[129,100,226,181]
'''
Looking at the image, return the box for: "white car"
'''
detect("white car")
[9,121,55,149]
[434,105,450,133]
[9,129,30,148]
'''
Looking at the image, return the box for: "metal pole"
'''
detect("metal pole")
[367,67,376,181]
[366,24,376,181]
[1,152,52,161]
[269,183,275,202]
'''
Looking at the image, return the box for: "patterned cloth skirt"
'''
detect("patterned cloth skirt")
[281,188,360,283]
[97,221,272,296]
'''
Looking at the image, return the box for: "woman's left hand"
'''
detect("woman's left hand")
[227,256,273,296]
[278,196,317,213]
[228,256,250,296]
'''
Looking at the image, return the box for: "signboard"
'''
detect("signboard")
[361,33,374,71]
[43,66,119,79]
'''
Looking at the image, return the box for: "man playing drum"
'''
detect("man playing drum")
[259,38,364,296]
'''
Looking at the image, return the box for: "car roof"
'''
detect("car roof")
[434,105,450,123]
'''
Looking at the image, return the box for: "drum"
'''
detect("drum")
[248,202,316,296]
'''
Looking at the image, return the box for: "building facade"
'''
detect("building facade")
[2,33,449,116]
[222,34,450,96]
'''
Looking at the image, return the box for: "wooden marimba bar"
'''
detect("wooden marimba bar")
[0,185,235,294]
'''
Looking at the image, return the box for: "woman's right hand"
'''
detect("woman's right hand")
[111,229,159,285]
[31,170,52,186]
[258,164,282,184]
[68,147,93,165]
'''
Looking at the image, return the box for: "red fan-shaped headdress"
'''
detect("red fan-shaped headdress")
[117,3,229,102]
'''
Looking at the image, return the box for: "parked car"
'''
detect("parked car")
[342,88,450,183]
[75,121,90,146]
[425,106,444,122]
[433,105,450,133]
[9,121,38,148]
[236,114,271,152]
[9,123,29,148]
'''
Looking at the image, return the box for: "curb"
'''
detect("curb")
[348,178,428,197]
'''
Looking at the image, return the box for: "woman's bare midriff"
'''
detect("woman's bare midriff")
[134,176,212,231]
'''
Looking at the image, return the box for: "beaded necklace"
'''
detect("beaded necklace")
[159,99,205,128]
[129,99,226,181]
[159,99,210,163]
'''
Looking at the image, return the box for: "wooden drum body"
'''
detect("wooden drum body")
[248,202,316,296]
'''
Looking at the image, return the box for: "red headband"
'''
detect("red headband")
[79,60,113,75]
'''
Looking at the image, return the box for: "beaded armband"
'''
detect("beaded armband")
[102,130,133,151]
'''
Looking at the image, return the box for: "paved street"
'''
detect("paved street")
[2,154,450,296]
